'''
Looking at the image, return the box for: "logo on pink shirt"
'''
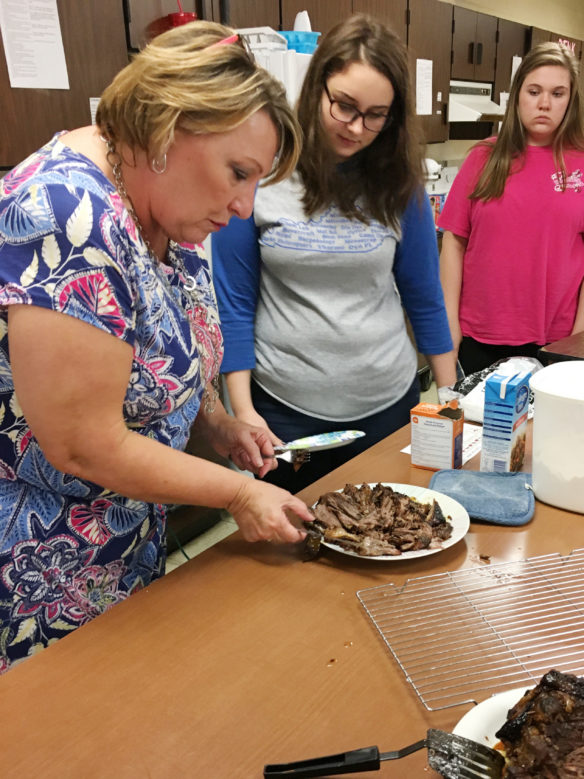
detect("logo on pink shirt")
[552,168,584,192]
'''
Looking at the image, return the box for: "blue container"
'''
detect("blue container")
[279,30,320,54]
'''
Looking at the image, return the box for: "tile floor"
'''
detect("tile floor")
[165,509,237,572]
[165,380,439,571]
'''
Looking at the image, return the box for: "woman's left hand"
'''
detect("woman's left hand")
[196,406,277,478]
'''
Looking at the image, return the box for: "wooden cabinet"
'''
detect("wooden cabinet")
[408,0,453,143]
[352,0,407,42]
[550,32,584,64]
[451,6,497,82]
[529,27,553,49]
[125,0,201,49]
[281,1,351,36]
[1,0,129,168]
[550,32,582,60]
[494,19,528,103]
[223,0,280,30]
[530,27,582,59]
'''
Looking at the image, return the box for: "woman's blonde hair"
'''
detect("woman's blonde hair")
[471,42,584,201]
[96,20,301,184]
[296,14,424,228]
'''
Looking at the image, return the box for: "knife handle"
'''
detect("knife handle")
[264,746,380,777]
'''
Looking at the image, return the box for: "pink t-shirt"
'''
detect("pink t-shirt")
[438,142,584,345]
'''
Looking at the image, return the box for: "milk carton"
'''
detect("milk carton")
[410,400,464,471]
[480,370,531,472]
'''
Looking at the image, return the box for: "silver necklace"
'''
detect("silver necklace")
[102,135,159,259]
[101,134,220,414]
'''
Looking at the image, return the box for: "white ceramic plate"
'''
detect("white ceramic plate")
[453,686,533,747]
[315,482,470,561]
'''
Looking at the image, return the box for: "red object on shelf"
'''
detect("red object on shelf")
[146,12,198,42]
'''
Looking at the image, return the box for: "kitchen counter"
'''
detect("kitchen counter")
[0,423,582,778]
[538,331,584,364]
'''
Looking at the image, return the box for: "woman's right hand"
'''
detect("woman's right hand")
[226,478,314,543]
[223,370,283,446]
[236,408,283,447]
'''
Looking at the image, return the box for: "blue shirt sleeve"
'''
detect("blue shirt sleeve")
[394,192,453,355]
[212,215,260,372]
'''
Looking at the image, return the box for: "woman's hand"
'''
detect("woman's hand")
[223,369,283,446]
[234,407,283,447]
[226,478,314,543]
[197,408,279,478]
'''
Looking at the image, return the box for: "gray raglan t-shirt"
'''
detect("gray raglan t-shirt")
[251,175,418,421]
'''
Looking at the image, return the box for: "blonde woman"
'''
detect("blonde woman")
[0,21,309,672]
[439,42,584,374]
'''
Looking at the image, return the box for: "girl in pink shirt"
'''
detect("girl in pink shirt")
[438,43,584,374]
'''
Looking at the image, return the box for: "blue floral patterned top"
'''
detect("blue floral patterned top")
[0,133,223,672]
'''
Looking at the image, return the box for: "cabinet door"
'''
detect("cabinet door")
[352,0,407,42]
[529,27,552,49]
[452,6,497,82]
[529,27,583,60]
[474,12,498,82]
[408,0,453,143]
[1,0,129,167]
[224,0,280,29]
[552,34,582,60]
[281,0,351,36]
[451,6,477,80]
[494,19,528,103]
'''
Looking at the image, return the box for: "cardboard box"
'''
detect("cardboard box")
[410,400,464,471]
[480,370,530,473]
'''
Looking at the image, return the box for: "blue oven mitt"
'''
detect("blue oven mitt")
[429,470,534,525]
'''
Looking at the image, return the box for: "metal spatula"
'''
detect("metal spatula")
[263,728,505,778]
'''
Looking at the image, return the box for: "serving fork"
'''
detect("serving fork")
[264,728,505,778]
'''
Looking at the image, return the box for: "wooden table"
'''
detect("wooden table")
[0,425,582,778]
[538,330,584,364]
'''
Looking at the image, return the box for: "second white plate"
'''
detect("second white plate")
[315,482,470,561]
[453,686,533,747]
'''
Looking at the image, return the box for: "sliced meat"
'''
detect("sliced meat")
[311,483,453,557]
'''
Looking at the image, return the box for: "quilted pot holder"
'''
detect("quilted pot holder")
[429,470,534,526]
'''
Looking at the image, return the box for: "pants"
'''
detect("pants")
[458,337,543,376]
[251,375,420,494]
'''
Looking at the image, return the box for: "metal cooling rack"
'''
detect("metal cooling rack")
[357,548,584,711]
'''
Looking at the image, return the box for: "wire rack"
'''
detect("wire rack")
[357,548,584,711]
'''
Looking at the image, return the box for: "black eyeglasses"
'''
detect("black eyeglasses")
[323,83,389,133]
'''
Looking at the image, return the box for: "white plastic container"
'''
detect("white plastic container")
[529,361,584,513]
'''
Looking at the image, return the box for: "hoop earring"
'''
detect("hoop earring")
[150,154,167,175]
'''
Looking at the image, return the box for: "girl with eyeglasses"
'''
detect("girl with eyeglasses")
[213,14,458,492]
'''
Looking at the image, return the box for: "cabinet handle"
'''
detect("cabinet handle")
[469,41,474,64]
[477,42,483,65]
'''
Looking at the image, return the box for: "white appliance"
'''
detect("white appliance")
[530,361,584,514]
[448,80,505,122]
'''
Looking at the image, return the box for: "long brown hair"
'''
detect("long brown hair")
[296,14,424,229]
[471,42,584,201]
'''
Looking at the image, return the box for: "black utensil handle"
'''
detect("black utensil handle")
[264,746,380,777]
